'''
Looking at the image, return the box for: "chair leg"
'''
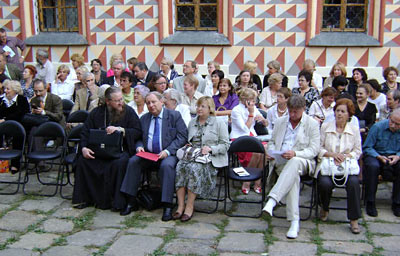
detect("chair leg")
[23,161,63,197]
[195,174,225,214]
[60,164,72,199]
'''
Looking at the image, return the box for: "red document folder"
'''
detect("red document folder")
[136,151,159,162]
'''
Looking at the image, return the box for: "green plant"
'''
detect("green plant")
[52,237,67,246]
[123,213,156,228]
[73,210,96,230]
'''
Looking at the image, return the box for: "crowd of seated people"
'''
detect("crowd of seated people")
[2,49,400,241]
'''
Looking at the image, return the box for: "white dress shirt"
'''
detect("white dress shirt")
[175,104,191,127]
[51,79,75,101]
[230,102,263,139]
[281,116,302,152]
[308,99,335,123]
[259,87,277,109]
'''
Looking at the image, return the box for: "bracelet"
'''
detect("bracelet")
[248,115,254,118]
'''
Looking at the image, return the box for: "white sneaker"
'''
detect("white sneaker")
[262,198,276,216]
[286,220,299,239]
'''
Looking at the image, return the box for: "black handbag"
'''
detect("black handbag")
[137,187,162,211]
[87,108,123,159]
[21,113,49,127]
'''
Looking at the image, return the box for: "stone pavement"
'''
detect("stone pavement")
[0,172,399,255]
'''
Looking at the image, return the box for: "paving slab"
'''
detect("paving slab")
[270,217,315,230]
[322,241,373,255]
[163,239,216,256]
[127,225,168,236]
[217,232,266,253]
[42,218,74,233]
[373,236,400,252]
[319,223,366,241]
[0,210,45,232]
[369,222,400,235]
[273,226,312,242]
[219,254,260,256]
[0,204,9,212]
[0,230,17,244]
[42,245,92,256]
[0,194,23,204]
[267,241,317,256]
[18,197,63,212]
[9,232,60,250]
[192,212,227,225]
[104,235,163,256]
[52,202,92,218]
[175,222,220,240]
[225,217,267,232]
[66,228,119,247]
[91,210,125,228]
[0,248,40,256]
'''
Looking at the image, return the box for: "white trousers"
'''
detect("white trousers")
[268,157,309,221]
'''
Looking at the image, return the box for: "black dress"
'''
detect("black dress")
[355,102,377,130]
[380,82,400,94]
[72,105,142,210]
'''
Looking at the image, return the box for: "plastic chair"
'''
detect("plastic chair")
[67,110,89,123]
[23,122,66,196]
[62,99,74,119]
[60,124,83,199]
[0,121,26,195]
[224,136,267,218]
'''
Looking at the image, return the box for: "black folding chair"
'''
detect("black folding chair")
[62,99,74,119]
[0,121,26,195]
[67,110,89,124]
[224,136,267,218]
[195,167,226,214]
[23,122,66,196]
[60,124,83,199]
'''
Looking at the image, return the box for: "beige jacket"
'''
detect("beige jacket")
[315,120,362,177]
[267,114,320,185]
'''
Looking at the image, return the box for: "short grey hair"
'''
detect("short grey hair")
[388,89,400,102]
[135,84,150,98]
[287,95,306,109]
[112,59,126,69]
[3,80,23,95]
[145,91,163,101]
[163,88,182,105]
[76,66,89,74]
[37,49,49,58]
[82,72,94,82]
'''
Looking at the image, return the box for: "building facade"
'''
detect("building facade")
[2,0,399,82]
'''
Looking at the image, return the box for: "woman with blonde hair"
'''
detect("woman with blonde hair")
[106,53,129,77]
[230,88,268,194]
[51,64,75,101]
[174,96,229,221]
[259,73,283,110]
[324,62,347,88]
[69,53,86,83]
[263,60,288,89]
[181,74,204,115]
[243,61,262,91]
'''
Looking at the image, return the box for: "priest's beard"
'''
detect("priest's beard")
[107,104,126,124]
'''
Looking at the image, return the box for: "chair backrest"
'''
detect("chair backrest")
[0,120,26,149]
[228,136,265,154]
[67,124,83,142]
[33,121,66,139]
[67,110,89,123]
[62,99,74,117]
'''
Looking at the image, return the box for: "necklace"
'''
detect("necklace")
[277,105,286,114]
[388,82,397,90]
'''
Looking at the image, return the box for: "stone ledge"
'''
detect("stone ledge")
[25,32,89,46]
[308,32,381,47]
[160,31,231,46]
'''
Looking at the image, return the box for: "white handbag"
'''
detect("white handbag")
[176,145,212,164]
[320,157,360,187]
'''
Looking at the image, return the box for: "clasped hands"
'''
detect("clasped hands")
[377,155,400,165]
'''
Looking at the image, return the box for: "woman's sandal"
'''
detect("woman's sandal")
[350,224,361,234]
[320,209,329,222]
[241,187,250,195]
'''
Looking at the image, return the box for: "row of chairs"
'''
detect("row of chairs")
[0,110,89,197]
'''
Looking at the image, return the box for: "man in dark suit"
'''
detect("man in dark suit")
[120,91,188,220]
[31,79,65,127]
[133,62,157,87]
[0,53,21,81]
[104,60,124,87]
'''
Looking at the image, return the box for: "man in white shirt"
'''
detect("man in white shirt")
[263,95,320,239]
[293,59,323,93]
[35,49,55,88]
[163,88,191,127]
[51,64,75,101]
[173,60,205,94]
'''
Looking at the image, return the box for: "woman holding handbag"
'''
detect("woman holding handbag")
[174,96,229,222]
[316,98,362,234]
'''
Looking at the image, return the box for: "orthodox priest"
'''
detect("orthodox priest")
[72,86,142,210]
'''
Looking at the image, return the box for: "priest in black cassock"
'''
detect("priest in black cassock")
[72,86,142,210]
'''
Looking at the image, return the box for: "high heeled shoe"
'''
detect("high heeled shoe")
[241,187,250,195]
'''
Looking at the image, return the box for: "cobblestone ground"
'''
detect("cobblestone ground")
[0,171,399,255]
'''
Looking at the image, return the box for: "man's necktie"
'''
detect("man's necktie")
[152,116,161,154]
[86,90,92,110]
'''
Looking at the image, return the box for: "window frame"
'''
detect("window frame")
[175,0,218,31]
[37,0,79,32]
[321,0,368,32]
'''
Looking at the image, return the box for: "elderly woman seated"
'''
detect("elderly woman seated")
[181,74,204,116]
[316,98,362,234]
[163,88,191,127]
[174,96,229,221]
[128,85,150,118]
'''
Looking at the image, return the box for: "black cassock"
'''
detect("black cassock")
[72,105,142,210]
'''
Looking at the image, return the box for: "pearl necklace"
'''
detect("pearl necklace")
[277,105,287,114]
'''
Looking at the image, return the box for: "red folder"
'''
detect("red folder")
[136,151,159,162]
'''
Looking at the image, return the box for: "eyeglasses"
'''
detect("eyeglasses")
[110,98,124,103]
[155,82,167,85]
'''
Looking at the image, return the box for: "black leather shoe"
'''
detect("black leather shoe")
[120,204,139,216]
[366,201,378,217]
[392,204,400,217]
[162,207,173,221]
[73,202,89,209]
